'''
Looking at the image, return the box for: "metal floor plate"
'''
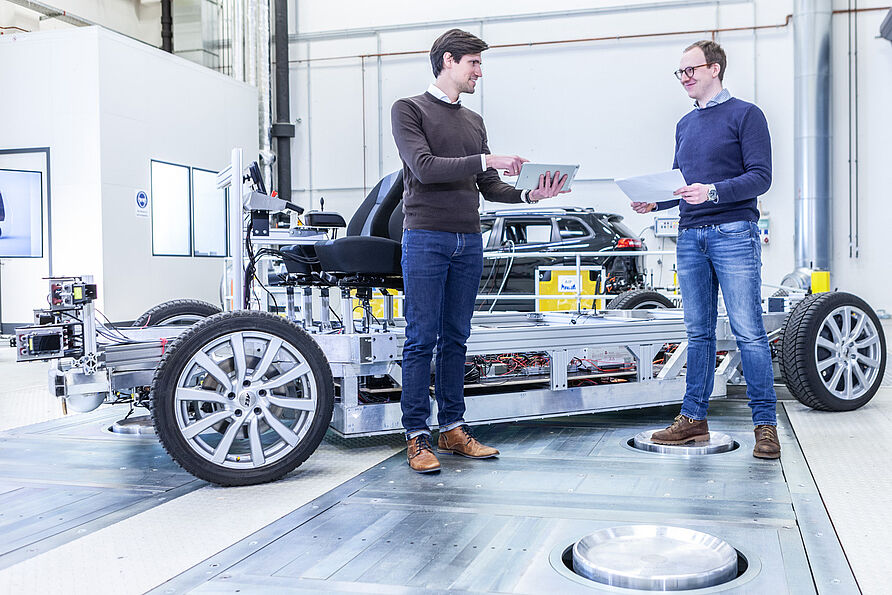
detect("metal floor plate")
[0,405,202,569]
[152,400,857,594]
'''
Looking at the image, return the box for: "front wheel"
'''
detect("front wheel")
[780,292,886,411]
[150,311,334,486]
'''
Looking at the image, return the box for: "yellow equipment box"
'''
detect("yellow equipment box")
[535,266,602,311]
[351,290,401,320]
[811,270,830,293]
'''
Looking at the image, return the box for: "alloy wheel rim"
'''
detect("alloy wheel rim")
[814,305,882,400]
[173,330,318,468]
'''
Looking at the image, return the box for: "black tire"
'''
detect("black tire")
[780,292,886,411]
[150,311,334,486]
[133,299,222,327]
[606,289,675,310]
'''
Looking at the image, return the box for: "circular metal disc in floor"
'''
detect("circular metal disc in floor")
[109,415,156,435]
[572,525,738,590]
[631,430,736,455]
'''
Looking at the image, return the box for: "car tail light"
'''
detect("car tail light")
[615,238,642,249]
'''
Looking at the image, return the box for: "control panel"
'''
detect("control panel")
[653,217,680,238]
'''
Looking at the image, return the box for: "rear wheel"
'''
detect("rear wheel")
[133,299,222,327]
[606,289,675,310]
[150,311,334,485]
[780,292,886,411]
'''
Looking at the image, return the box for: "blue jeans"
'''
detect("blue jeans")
[676,221,776,426]
[400,229,483,435]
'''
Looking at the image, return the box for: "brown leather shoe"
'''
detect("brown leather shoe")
[438,425,499,459]
[753,425,781,459]
[651,414,710,445]
[407,434,441,473]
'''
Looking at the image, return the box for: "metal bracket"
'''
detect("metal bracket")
[550,349,569,390]
[626,343,656,382]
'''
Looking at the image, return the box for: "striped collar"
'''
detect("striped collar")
[694,88,731,110]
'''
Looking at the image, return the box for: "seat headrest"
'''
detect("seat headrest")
[346,170,404,238]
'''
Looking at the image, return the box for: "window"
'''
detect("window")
[192,168,227,257]
[501,220,554,246]
[0,168,43,258]
[557,217,591,240]
[151,161,191,256]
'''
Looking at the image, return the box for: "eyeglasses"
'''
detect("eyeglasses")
[673,63,710,80]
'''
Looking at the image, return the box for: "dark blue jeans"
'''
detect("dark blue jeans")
[400,229,483,434]
[676,221,777,426]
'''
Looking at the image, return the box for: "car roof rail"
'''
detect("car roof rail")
[486,208,575,216]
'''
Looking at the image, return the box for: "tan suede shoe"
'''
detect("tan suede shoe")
[438,425,499,459]
[753,425,781,459]
[651,414,710,445]
[407,434,441,473]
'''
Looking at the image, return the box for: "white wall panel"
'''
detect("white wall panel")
[97,28,258,320]
[1,27,257,325]
[0,29,102,328]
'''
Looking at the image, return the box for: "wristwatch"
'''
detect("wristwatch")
[706,185,719,203]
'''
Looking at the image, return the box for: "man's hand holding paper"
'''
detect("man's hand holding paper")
[614,170,688,206]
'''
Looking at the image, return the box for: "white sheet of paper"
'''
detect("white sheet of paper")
[614,170,688,203]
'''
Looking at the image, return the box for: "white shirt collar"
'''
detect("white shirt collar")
[427,83,460,105]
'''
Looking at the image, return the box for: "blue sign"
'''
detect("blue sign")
[136,190,149,209]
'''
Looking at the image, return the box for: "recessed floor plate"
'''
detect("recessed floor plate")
[572,525,738,590]
[632,430,737,455]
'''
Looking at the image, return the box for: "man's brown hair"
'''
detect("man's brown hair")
[430,29,489,78]
[685,40,727,81]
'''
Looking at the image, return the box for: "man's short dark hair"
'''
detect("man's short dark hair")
[685,40,727,82]
[430,29,489,78]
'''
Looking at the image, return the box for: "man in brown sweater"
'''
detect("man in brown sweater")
[392,28,567,473]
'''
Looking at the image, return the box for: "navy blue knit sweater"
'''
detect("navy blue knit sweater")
[656,97,771,229]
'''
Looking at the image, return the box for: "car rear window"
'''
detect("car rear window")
[557,217,590,239]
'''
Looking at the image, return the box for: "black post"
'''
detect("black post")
[271,0,295,202]
[271,0,294,200]
[161,0,173,53]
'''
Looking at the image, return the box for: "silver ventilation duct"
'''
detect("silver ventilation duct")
[785,0,832,290]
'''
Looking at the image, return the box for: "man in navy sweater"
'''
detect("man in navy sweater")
[631,40,780,459]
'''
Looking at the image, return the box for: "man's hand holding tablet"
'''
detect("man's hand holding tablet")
[513,163,578,202]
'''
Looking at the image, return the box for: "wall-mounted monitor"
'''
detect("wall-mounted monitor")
[0,169,44,258]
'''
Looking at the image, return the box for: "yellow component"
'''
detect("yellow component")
[73,286,83,300]
[536,267,600,312]
[811,270,830,293]
[351,290,402,320]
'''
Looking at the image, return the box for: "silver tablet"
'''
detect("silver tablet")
[514,163,580,192]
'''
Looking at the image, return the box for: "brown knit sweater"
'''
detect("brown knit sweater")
[391,92,522,233]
